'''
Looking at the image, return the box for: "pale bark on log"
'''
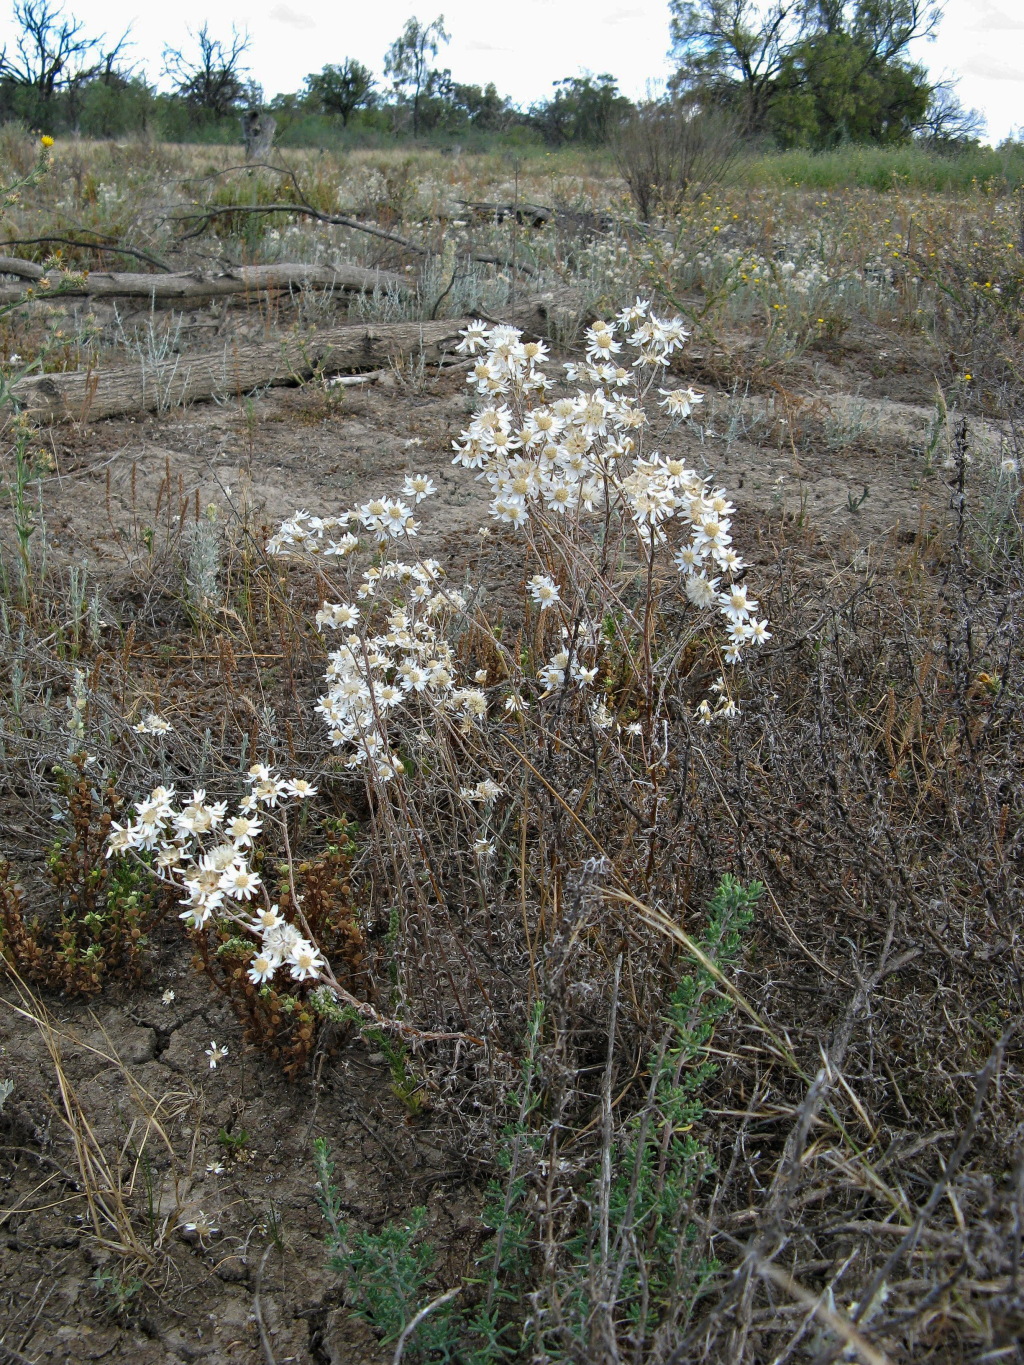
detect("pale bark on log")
[0,261,407,305]
[11,319,469,424]
[0,255,45,280]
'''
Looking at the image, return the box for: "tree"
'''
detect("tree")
[669,1,803,134]
[0,0,130,108]
[163,24,253,119]
[77,73,155,138]
[532,74,633,146]
[915,82,985,149]
[669,0,942,143]
[305,60,376,125]
[384,14,449,137]
[447,81,514,132]
[769,27,931,146]
[842,0,942,62]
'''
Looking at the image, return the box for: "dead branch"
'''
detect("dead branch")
[0,235,173,271]
[163,159,540,275]
[457,199,554,227]
[754,1260,894,1365]
[168,202,536,276]
[850,1027,1014,1332]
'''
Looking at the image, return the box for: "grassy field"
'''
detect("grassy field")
[0,129,1021,1364]
[736,140,1024,190]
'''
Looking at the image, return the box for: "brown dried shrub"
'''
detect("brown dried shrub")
[191,827,368,1078]
[0,753,170,993]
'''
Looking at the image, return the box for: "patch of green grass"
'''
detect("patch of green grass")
[737,142,1024,191]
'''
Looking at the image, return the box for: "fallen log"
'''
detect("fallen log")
[0,255,45,280]
[12,319,469,423]
[0,261,407,305]
[505,287,587,337]
[457,200,554,228]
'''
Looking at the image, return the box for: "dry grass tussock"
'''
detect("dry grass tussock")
[0,132,1022,1363]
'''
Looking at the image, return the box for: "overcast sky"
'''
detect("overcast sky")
[0,0,1021,143]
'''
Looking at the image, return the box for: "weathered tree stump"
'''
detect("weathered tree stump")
[241,110,277,162]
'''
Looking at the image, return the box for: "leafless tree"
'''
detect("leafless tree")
[162,24,252,118]
[0,0,130,103]
[916,81,986,147]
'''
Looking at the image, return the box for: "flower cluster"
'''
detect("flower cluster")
[266,477,438,559]
[106,764,325,988]
[270,477,505,774]
[452,304,692,535]
[536,623,601,695]
[312,561,490,780]
[134,713,174,735]
[264,299,768,746]
[451,305,770,669]
[266,511,354,558]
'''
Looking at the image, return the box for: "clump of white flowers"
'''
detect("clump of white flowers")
[134,713,174,735]
[527,574,561,609]
[267,302,769,754]
[270,554,479,782]
[451,301,770,673]
[106,763,326,989]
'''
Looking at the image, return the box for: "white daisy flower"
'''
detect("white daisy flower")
[247,952,278,985]
[219,863,262,901]
[527,574,561,610]
[205,1042,228,1069]
[287,939,325,981]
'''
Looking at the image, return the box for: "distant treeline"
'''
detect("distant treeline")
[0,2,1013,154]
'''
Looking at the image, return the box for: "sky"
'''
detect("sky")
[910,0,1024,144]
[0,0,1022,143]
